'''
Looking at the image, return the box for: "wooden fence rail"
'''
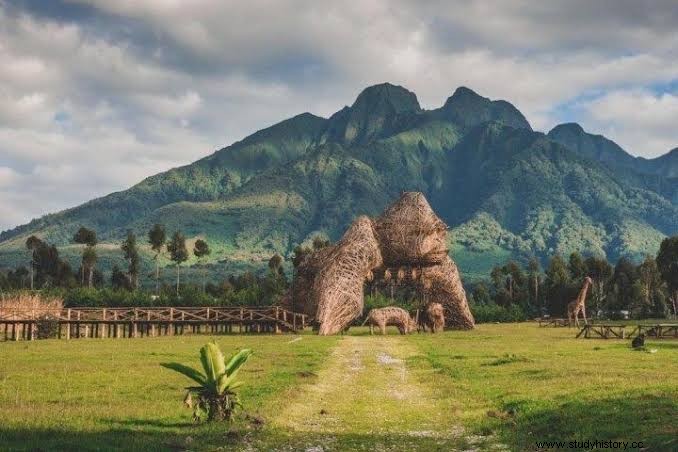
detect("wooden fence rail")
[576,323,678,339]
[636,324,678,339]
[0,306,307,341]
[538,318,570,327]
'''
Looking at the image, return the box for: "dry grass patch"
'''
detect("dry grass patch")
[0,292,63,319]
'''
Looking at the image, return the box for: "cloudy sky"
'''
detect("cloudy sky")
[1,0,677,231]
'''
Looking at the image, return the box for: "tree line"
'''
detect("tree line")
[471,238,678,320]
[2,225,678,320]
[2,225,210,294]
[0,223,291,308]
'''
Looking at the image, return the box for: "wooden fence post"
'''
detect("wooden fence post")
[66,309,71,340]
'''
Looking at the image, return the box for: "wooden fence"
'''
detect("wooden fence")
[576,323,678,339]
[0,306,307,341]
[538,318,570,327]
[635,323,678,339]
[576,324,628,339]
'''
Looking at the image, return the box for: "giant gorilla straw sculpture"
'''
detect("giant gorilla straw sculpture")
[292,192,475,335]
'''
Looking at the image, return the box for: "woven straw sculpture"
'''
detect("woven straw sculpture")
[312,216,383,335]
[363,306,417,335]
[290,192,475,335]
[424,302,445,333]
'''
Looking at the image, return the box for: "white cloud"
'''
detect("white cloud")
[132,91,202,118]
[0,167,20,187]
[580,90,678,157]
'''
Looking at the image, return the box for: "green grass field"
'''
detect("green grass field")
[0,324,676,451]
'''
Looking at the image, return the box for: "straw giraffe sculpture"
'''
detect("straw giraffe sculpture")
[567,276,593,327]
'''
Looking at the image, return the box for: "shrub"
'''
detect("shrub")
[35,318,60,339]
[161,342,253,422]
[470,302,527,323]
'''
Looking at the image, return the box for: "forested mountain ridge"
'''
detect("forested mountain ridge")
[1,83,676,280]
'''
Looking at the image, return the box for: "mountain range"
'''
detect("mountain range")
[1,83,677,280]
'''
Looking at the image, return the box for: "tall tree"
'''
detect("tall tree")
[290,245,312,314]
[148,224,167,295]
[471,282,492,305]
[111,265,130,290]
[193,239,211,292]
[585,256,613,318]
[263,253,288,304]
[545,254,571,315]
[73,227,97,287]
[568,252,587,281]
[10,266,29,289]
[81,246,98,288]
[490,265,510,306]
[636,256,667,318]
[25,235,42,290]
[268,253,283,273]
[490,261,528,307]
[167,232,188,296]
[121,231,140,290]
[656,236,678,318]
[527,257,542,314]
[609,257,638,311]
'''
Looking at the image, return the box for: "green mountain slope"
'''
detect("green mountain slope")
[548,123,678,203]
[1,83,677,281]
[437,123,675,260]
[549,123,678,179]
[0,112,327,246]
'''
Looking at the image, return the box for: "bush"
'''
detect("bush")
[470,302,527,323]
[161,343,253,422]
[364,293,416,311]
[61,288,155,307]
[35,318,60,339]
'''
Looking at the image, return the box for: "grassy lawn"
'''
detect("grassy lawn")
[0,324,676,451]
[0,334,338,451]
[407,323,678,451]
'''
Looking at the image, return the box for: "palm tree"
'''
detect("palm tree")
[166,232,188,296]
[25,235,42,290]
[121,231,140,290]
[73,227,97,287]
[82,245,98,288]
[161,343,253,422]
[193,239,211,292]
[148,224,167,295]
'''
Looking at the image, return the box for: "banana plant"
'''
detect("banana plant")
[161,342,253,422]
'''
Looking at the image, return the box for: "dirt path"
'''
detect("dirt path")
[267,335,498,451]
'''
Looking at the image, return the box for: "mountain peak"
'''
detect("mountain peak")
[549,122,585,135]
[351,83,421,114]
[548,121,636,167]
[448,86,483,101]
[324,83,421,145]
[438,87,532,131]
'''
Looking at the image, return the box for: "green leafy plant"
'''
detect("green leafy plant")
[161,342,253,422]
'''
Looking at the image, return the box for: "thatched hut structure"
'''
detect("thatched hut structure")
[290,192,475,335]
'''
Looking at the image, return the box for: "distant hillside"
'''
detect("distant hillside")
[2,83,677,282]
